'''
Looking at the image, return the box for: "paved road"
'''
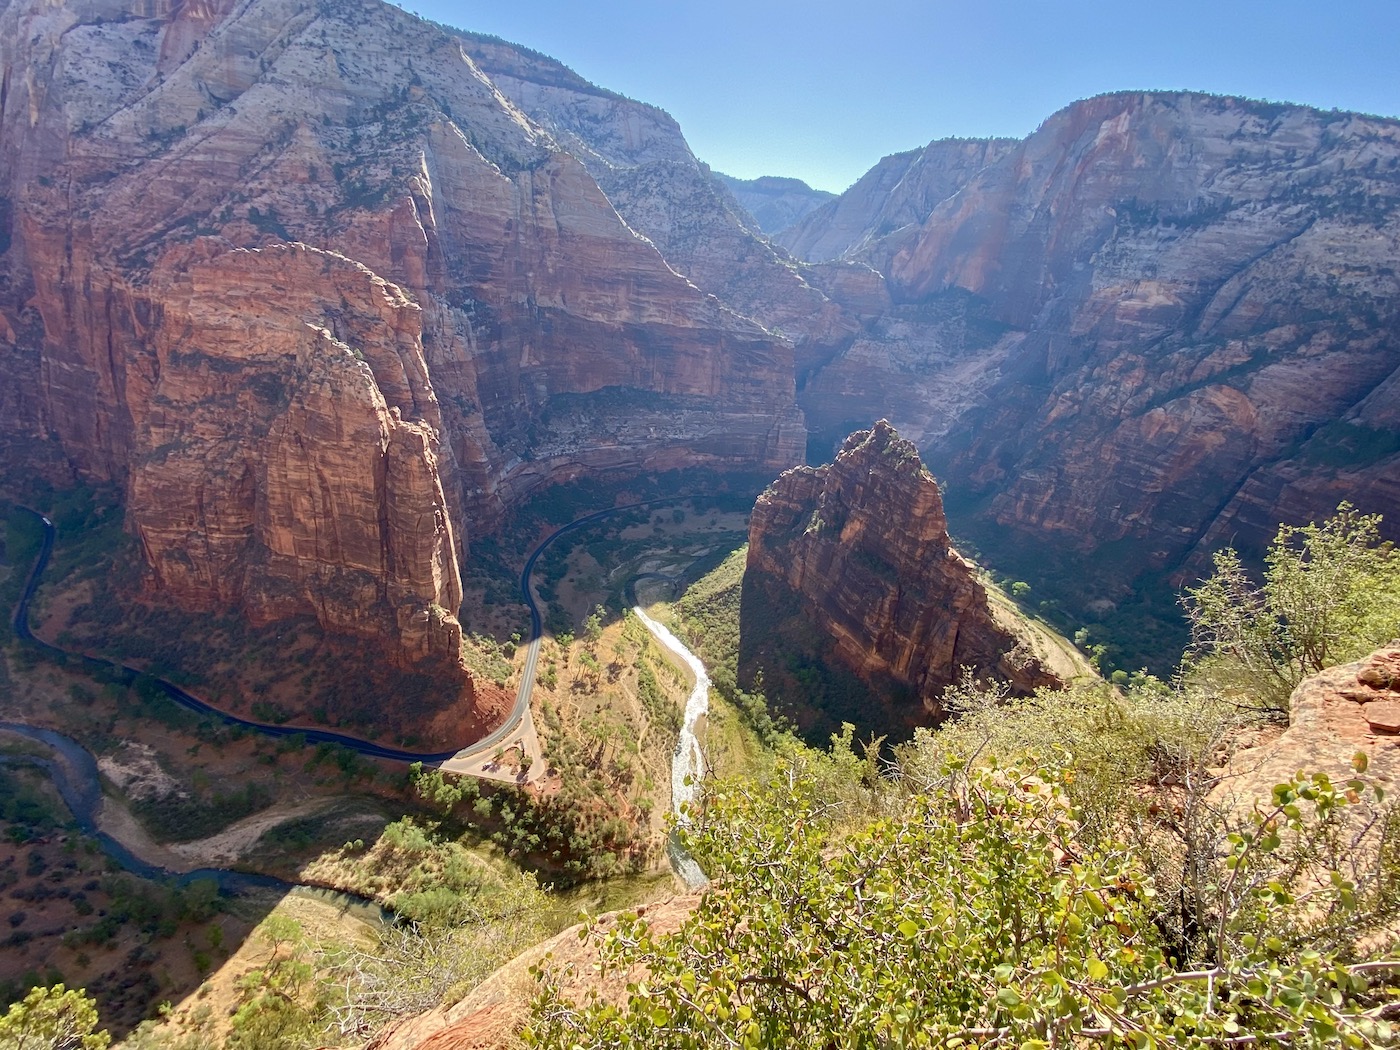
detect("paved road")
[439,499,678,776]
[13,500,675,775]
[12,509,467,762]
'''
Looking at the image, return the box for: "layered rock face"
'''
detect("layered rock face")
[782,94,1400,663]
[745,421,1063,733]
[776,138,1017,265]
[454,32,861,382]
[0,0,803,681]
[126,242,464,664]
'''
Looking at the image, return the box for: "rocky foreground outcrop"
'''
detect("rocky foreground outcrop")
[1222,644,1400,806]
[781,94,1400,666]
[745,422,1069,733]
[0,0,803,688]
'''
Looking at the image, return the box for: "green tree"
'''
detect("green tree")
[225,917,327,1050]
[0,985,110,1050]
[583,606,606,646]
[1183,502,1400,712]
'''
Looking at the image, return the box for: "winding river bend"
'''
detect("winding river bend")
[11,502,714,892]
[0,720,390,922]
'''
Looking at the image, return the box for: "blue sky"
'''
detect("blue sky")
[407,1,1400,193]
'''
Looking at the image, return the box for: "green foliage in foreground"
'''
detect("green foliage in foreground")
[1183,502,1400,712]
[0,984,109,1049]
[527,751,1399,1049]
[519,501,1400,1049]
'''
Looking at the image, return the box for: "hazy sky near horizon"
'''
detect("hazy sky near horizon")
[409,1,1400,193]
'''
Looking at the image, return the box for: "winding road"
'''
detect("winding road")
[437,499,684,779]
[11,500,678,777]
[7,499,710,887]
[12,511,461,763]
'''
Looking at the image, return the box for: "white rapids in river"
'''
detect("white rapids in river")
[631,605,710,889]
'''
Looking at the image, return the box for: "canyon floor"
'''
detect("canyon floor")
[0,494,764,1042]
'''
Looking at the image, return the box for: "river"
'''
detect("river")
[11,502,712,897]
[0,721,390,922]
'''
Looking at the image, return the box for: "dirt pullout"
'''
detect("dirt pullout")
[98,795,345,873]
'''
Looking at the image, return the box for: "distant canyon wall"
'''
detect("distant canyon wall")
[777,93,1400,656]
[4,0,1399,684]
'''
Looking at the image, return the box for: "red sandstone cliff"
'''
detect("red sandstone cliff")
[454,32,861,384]
[0,0,803,685]
[781,93,1400,667]
[745,422,1068,731]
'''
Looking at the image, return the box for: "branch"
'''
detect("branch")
[734,974,814,1002]
[1119,968,1221,995]
[1347,959,1400,975]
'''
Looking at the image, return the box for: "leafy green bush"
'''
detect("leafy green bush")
[0,983,109,1049]
[1184,502,1400,712]
[527,754,1398,1049]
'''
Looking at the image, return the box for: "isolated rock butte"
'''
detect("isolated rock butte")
[746,422,1063,723]
[0,0,803,684]
[784,93,1400,617]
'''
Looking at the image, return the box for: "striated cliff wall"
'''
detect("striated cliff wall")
[776,137,1018,266]
[6,0,1399,690]
[454,31,861,383]
[784,93,1400,666]
[745,422,1064,734]
[0,0,804,686]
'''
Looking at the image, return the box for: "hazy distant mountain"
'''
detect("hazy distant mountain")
[713,173,836,234]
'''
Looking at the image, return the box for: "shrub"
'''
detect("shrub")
[526,756,1399,1049]
[1183,502,1400,712]
[0,983,109,1048]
